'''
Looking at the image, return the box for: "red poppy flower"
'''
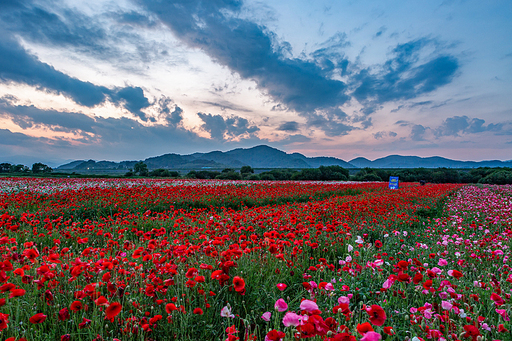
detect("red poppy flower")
[330,333,356,341]
[70,300,83,311]
[498,324,508,332]
[366,305,386,326]
[58,308,70,321]
[0,313,8,331]
[0,283,15,293]
[356,322,374,335]
[412,272,423,284]
[266,329,286,341]
[9,288,26,298]
[29,313,47,324]
[226,324,238,335]
[78,317,91,329]
[193,308,204,315]
[185,268,198,279]
[23,248,39,261]
[233,276,245,295]
[383,326,394,335]
[491,293,505,306]
[95,296,109,306]
[105,302,122,320]
[149,315,162,325]
[166,303,178,313]
[451,269,463,279]
[463,325,481,341]
[397,261,409,270]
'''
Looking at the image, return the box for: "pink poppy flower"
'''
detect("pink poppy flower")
[299,299,318,313]
[274,299,288,312]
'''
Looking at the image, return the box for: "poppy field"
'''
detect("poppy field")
[0,178,511,341]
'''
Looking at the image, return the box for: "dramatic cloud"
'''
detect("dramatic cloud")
[410,124,427,141]
[0,99,206,156]
[197,112,259,141]
[434,116,502,137]
[0,128,40,147]
[137,0,350,116]
[351,39,459,114]
[373,131,397,140]
[0,35,154,120]
[277,134,311,144]
[277,121,299,132]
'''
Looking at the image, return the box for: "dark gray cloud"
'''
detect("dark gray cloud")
[197,112,259,141]
[305,112,353,137]
[0,99,210,157]
[136,1,460,136]
[201,101,252,113]
[137,0,350,116]
[277,121,299,132]
[434,115,502,137]
[410,124,427,141]
[374,26,387,38]
[0,35,108,107]
[373,130,397,139]
[0,102,95,134]
[0,0,463,142]
[114,10,156,27]
[277,134,311,144]
[111,86,152,121]
[0,34,153,120]
[1,4,108,52]
[0,128,39,146]
[0,100,300,163]
[352,39,459,114]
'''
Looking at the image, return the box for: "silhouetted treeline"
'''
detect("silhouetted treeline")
[2,160,511,184]
[184,165,350,181]
[352,167,512,185]
[184,166,512,184]
[0,162,52,174]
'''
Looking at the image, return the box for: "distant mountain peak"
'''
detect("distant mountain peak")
[56,145,512,171]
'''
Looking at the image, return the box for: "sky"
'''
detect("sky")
[1,0,511,166]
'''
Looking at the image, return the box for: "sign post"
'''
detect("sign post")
[389,176,399,189]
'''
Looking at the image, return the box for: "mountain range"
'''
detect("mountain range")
[56,145,512,171]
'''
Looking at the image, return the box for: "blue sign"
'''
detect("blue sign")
[389,176,399,189]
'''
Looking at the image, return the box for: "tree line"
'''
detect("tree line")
[2,160,512,184]
[0,162,52,174]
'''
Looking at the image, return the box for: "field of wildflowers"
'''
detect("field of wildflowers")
[0,178,510,341]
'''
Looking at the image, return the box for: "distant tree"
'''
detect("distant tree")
[134,162,149,176]
[124,169,134,177]
[247,174,260,180]
[360,173,382,181]
[319,165,349,181]
[150,168,180,177]
[292,168,322,181]
[186,170,197,179]
[196,170,221,179]
[216,171,242,180]
[221,168,235,173]
[480,170,512,185]
[0,163,12,173]
[12,164,29,173]
[431,168,460,183]
[240,166,254,175]
[150,168,171,177]
[32,162,52,174]
[259,173,275,181]
[354,168,383,181]
[170,171,180,178]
